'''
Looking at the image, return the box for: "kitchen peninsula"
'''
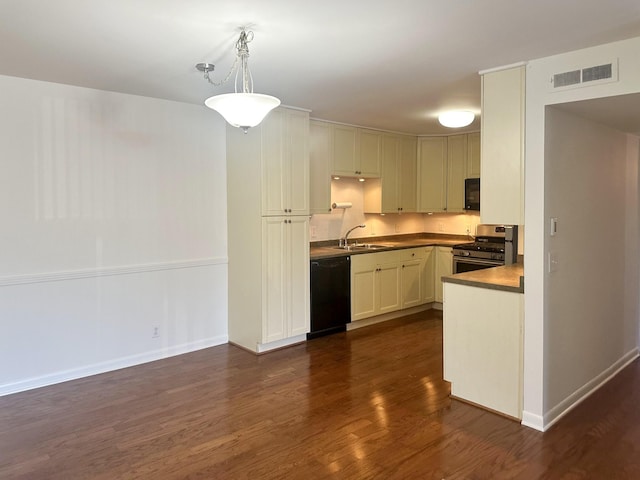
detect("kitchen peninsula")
[442,263,525,419]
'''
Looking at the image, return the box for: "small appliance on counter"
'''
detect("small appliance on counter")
[452,224,518,274]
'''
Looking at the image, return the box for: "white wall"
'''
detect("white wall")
[544,107,639,419]
[0,75,228,395]
[309,177,480,241]
[524,36,640,431]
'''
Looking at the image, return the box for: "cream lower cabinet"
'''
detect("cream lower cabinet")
[421,247,436,303]
[262,216,310,344]
[443,282,523,419]
[351,247,436,321]
[351,252,401,321]
[435,247,453,303]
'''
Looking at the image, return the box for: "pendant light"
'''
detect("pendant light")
[196,29,280,133]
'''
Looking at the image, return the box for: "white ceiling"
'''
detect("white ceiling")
[1,0,640,134]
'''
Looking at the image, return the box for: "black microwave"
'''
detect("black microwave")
[464,178,480,211]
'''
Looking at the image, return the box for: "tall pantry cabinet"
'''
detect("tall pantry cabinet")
[226,107,311,353]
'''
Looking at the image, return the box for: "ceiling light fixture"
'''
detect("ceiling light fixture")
[438,110,475,128]
[196,28,280,133]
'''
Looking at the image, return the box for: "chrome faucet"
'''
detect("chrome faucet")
[340,224,366,247]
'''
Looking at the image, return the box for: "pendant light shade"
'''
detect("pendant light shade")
[204,93,280,132]
[196,28,280,133]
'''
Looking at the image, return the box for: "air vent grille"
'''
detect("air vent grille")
[550,60,617,91]
[582,63,612,82]
[553,70,581,88]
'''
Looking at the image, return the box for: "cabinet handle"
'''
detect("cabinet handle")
[411,253,415,257]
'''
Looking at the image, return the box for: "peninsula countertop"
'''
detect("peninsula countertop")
[442,263,524,293]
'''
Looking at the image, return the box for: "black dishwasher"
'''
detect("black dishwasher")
[308,256,351,339]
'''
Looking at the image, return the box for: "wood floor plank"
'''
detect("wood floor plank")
[1,309,639,479]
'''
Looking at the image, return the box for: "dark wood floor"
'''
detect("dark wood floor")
[1,310,639,479]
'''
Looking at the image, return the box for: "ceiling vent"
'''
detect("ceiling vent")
[550,59,618,91]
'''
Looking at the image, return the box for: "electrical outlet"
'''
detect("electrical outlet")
[395,224,400,233]
[310,226,317,238]
[438,223,445,232]
[465,224,471,235]
[152,326,159,338]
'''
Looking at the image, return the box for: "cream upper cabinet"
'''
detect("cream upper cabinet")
[262,108,310,216]
[358,128,382,177]
[417,137,447,212]
[435,246,453,303]
[262,216,310,344]
[377,134,400,213]
[466,131,481,178]
[398,136,418,213]
[446,134,467,213]
[332,124,358,175]
[418,133,479,214]
[481,65,525,225]
[363,134,398,214]
[309,120,332,214]
[331,124,381,177]
[363,133,418,214]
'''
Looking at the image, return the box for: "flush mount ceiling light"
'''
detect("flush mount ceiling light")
[438,110,475,128]
[196,28,280,133]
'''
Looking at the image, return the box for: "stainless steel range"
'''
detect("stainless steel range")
[452,225,518,274]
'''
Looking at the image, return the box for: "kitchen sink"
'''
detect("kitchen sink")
[332,244,389,251]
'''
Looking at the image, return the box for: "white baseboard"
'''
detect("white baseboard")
[520,411,545,432]
[539,348,639,431]
[0,335,229,397]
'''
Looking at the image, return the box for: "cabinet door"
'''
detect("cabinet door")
[287,216,310,337]
[332,124,358,175]
[262,217,287,343]
[466,132,481,178]
[381,134,400,212]
[417,137,447,212]
[398,136,417,213]
[261,110,287,216]
[422,247,436,303]
[287,109,310,215]
[401,259,423,308]
[358,129,382,177]
[435,247,453,303]
[481,66,524,225]
[351,254,377,321]
[446,134,467,213]
[377,262,401,315]
[309,120,332,214]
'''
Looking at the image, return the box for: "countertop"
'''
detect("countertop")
[442,263,524,293]
[310,233,469,260]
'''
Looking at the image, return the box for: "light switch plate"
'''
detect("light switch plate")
[550,217,558,236]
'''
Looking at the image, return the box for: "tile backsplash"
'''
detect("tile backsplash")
[309,178,481,242]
